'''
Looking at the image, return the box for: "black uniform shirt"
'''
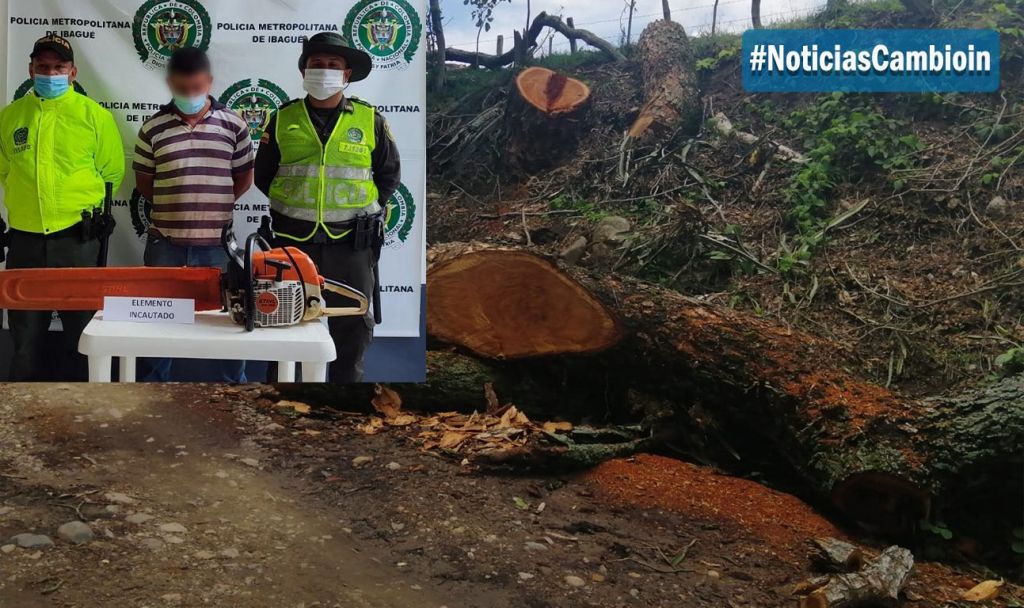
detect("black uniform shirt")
[254,96,402,215]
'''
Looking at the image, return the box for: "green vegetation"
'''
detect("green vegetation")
[775,93,924,274]
[996,346,1024,377]
[550,194,606,221]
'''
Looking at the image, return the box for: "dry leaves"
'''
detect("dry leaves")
[961,580,1003,602]
[275,400,312,415]
[372,385,403,419]
[356,386,575,460]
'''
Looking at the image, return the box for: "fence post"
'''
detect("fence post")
[497,34,504,56]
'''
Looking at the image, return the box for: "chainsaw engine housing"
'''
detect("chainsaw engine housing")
[220,222,368,332]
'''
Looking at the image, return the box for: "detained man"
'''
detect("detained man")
[133,48,254,382]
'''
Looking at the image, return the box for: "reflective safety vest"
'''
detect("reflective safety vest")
[268,100,380,241]
[0,89,125,234]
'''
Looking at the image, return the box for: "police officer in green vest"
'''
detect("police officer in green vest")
[0,35,125,381]
[254,32,400,383]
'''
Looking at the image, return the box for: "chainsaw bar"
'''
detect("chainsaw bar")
[0,267,223,311]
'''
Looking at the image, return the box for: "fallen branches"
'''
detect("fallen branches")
[710,112,807,163]
[797,545,914,608]
[359,385,650,470]
[444,12,624,69]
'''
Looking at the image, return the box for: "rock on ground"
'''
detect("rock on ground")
[57,521,94,544]
[10,533,54,549]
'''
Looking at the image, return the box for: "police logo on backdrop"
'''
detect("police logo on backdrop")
[218,79,290,152]
[133,0,212,70]
[13,79,87,101]
[344,0,422,71]
[384,183,416,250]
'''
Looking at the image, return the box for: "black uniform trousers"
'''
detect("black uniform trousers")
[6,228,100,382]
[271,235,376,384]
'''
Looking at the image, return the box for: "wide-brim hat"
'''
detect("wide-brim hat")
[299,32,372,82]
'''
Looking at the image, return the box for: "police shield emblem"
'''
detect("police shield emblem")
[345,0,422,71]
[133,0,212,70]
[153,12,190,49]
[369,10,401,51]
[13,127,28,146]
[241,96,271,134]
[218,79,290,153]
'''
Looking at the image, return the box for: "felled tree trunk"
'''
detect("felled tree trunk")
[504,67,594,173]
[428,244,620,358]
[423,244,1024,540]
[626,20,700,143]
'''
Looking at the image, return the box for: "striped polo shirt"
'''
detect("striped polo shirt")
[133,98,254,246]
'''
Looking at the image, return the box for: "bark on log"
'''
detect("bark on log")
[626,20,700,142]
[444,12,624,69]
[424,244,1024,539]
[809,538,865,573]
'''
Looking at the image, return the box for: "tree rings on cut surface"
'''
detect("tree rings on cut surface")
[515,66,591,115]
[427,249,622,359]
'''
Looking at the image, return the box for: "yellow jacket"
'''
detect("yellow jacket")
[0,88,125,234]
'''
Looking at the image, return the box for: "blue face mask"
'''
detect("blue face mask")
[173,94,208,116]
[34,74,70,99]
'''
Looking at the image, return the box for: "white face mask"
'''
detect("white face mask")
[303,68,347,100]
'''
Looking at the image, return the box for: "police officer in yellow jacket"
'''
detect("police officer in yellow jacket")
[255,33,400,383]
[0,35,125,381]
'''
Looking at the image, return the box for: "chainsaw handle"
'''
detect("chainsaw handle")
[320,279,369,318]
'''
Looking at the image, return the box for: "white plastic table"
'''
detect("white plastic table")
[79,311,336,383]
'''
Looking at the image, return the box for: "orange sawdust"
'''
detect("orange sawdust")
[580,454,845,563]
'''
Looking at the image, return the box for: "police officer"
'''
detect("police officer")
[0,35,125,381]
[254,32,400,383]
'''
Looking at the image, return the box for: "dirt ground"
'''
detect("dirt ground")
[0,384,1012,607]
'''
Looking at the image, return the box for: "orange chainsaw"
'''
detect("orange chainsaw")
[0,223,369,332]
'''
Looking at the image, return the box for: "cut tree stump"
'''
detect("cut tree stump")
[515,67,591,115]
[626,19,700,142]
[504,67,593,173]
[423,244,1024,541]
[427,245,622,359]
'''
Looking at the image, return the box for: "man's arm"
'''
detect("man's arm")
[95,110,126,190]
[253,114,281,197]
[132,124,156,199]
[372,113,401,205]
[231,116,255,199]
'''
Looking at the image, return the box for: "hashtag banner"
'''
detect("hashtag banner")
[743,29,1000,93]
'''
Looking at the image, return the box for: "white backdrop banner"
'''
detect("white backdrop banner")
[3,0,426,338]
